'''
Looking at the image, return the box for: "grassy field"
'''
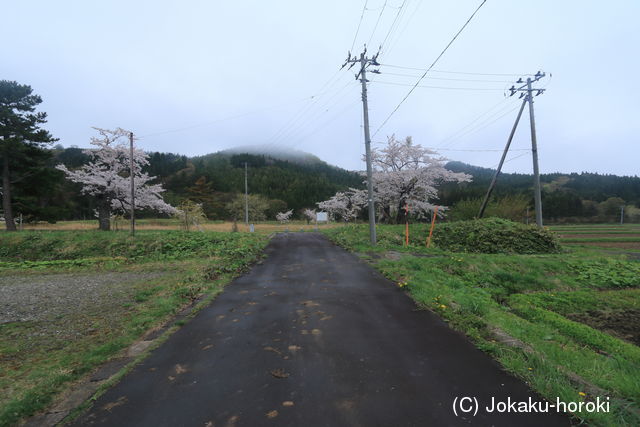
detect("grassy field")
[322,224,640,426]
[20,219,339,234]
[0,230,268,426]
[3,221,639,426]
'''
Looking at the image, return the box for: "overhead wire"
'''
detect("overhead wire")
[379,63,534,77]
[351,0,370,52]
[379,0,408,53]
[383,0,422,56]
[263,69,351,150]
[438,101,522,149]
[367,0,388,47]
[371,80,506,91]
[266,78,359,151]
[372,0,488,137]
[138,94,327,139]
[381,71,513,83]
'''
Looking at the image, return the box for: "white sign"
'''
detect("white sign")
[316,212,328,222]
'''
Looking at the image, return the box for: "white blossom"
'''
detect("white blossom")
[276,209,293,223]
[318,135,471,222]
[302,208,316,222]
[317,188,366,222]
[56,127,176,216]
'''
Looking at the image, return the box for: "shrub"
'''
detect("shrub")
[431,218,561,254]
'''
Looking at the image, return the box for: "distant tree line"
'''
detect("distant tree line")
[439,162,640,223]
[8,148,364,223]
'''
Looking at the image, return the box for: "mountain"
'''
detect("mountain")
[45,147,363,221]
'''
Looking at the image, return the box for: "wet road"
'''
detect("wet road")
[73,233,569,426]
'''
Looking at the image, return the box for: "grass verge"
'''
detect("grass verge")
[0,230,268,426]
[322,224,640,426]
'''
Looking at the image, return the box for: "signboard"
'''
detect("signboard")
[316,212,328,222]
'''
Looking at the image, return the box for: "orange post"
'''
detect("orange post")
[404,203,410,246]
[426,206,439,248]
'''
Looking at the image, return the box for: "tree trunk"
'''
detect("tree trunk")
[2,156,17,231]
[97,196,111,231]
[396,200,408,224]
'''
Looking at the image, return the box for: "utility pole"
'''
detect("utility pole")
[508,71,547,227]
[620,205,625,225]
[129,132,136,236]
[244,162,249,225]
[342,46,380,245]
[478,98,528,219]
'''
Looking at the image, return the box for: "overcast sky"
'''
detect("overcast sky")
[3,1,639,176]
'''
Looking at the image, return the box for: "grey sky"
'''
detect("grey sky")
[2,1,639,176]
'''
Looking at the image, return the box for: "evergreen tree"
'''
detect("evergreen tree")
[0,81,56,231]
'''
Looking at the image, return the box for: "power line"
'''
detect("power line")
[351,0,369,52]
[428,147,529,153]
[493,150,530,169]
[379,63,532,77]
[367,0,388,47]
[381,71,513,83]
[270,83,358,150]
[379,0,408,53]
[264,72,352,149]
[372,0,488,137]
[138,95,317,139]
[371,80,505,91]
[384,0,422,56]
[265,79,357,150]
[438,102,522,149]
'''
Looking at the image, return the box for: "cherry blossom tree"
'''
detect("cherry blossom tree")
[318,135,471,223]
[317,188,366,222]
[276,209,293,223]
[302,208,316,224]
[57,127,176,230]
[364,135,471,223]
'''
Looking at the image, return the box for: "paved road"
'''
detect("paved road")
[73,233,569,426]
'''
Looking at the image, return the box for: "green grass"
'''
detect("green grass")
[0,230,268,426]
[322,224,640,426]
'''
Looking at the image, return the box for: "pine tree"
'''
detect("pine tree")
[0,81,56,231]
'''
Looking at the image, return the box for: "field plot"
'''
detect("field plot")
[550,224,640,251]
[0,231,267,426]
[323,224,640,426]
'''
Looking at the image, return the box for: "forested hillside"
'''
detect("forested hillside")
[440,161,640,222]
[7,147,639,224]
[17,147,363,222]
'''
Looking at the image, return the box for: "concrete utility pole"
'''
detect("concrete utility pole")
[342,47,380,245]
[244,162,249,225]
[620,205,625,225]
[508,71,547,227]
[129,132,136,236]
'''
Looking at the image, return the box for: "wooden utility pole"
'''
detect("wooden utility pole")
[129,132,136,236]
[343,47,380,245]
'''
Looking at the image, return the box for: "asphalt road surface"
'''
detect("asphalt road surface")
[73,233,570,426]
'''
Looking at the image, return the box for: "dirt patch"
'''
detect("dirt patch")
[566,309,640,346]
[0,271,165,324]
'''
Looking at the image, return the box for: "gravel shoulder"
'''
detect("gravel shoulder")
[1,272,165,324]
